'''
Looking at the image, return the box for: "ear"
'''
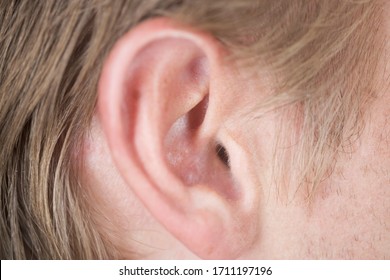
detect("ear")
[98,18,259,259]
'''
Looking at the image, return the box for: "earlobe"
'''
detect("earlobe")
[98,18,259,259]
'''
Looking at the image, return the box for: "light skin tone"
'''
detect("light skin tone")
[82,14,390,259]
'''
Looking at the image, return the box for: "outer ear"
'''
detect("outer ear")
[98,18,259,259]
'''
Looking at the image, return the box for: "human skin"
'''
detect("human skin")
[81,12,390,259]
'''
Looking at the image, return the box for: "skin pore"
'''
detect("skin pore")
[82,6,390,259]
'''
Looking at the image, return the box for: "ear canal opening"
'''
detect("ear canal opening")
[216,143,230,169]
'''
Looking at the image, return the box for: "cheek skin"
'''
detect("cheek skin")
[256,161,390,259]
[239,96,390,259]
[302,100,390,259]
[306,168,390,259]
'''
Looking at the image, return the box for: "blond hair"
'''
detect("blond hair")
[0,0,385,259]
